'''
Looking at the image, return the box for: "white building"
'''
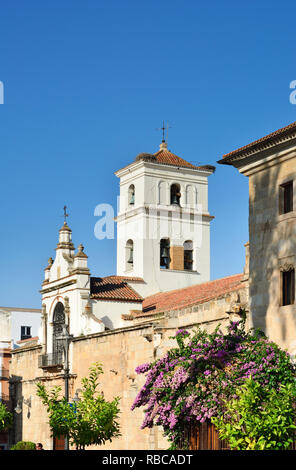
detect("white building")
[39,139,215,366]
[0,306,41,349]
[115,141,215,297]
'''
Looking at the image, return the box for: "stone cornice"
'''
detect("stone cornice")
[11,344,42,355]
[40,277,77,294]
[72,322,154,343]
[115,204,214,223]
[115,159,214,179]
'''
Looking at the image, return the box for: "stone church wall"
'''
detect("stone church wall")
[9,281,248,450]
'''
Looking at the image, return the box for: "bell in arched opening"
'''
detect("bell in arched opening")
[125,239,134,271]
[127,247,134,264]
[128,184,135,206]
[184,240,193,271]
[170,184,181,206]
[160,239,170,269]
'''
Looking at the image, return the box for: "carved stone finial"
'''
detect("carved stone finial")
[45,257,53,271]
[74,243,88,258]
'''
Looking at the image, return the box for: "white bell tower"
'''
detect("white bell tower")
[115,140,215,297]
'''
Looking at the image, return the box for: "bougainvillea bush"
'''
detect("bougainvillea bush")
[131,319,296,449]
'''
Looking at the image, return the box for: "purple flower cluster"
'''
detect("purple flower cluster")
[175,329,189,337]
[131,320,296,448]
[135,363,150,375]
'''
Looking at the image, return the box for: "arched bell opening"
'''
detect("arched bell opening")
[170,183,181,206]
[184,240,193,271]
[160,238,170,269]
[125,239,134,271]
[128,184,135,206]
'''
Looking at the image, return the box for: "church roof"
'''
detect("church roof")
[153,148,210,170]
[90,276,144,303]
[219,120,296,165]
[135,146,215,172]
[136,273,244,318]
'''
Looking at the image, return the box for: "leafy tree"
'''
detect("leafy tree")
[0,401,13,432]
[36,362,120,449]
[212,378,296,450]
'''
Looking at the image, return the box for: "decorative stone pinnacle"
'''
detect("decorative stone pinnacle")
[45,257,53,270]
[74,243,88,258]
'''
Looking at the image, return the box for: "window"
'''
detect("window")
[281,268,295,306]
[160,238,170,269]
[170,184,181,206]
[158,181,167,205]
[185,185,195,207]
[279,181,293,214]
[125,239,134,271]
[21,326,31,341]
[128,184,135,206]
[184,240,193,271]
[52,302,65,362]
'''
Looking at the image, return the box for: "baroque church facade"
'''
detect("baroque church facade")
[9,120,296,449]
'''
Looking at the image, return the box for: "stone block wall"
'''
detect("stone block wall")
[248,154,296,355]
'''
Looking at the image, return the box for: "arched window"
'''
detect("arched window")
[185,185,195,207]
[52,302,65,361]
[160,238,170,269]
[158,181,167,205]
[128,184,135,206]
[280,265,295,306]
[170,184,181,206]
[126,239,134,271]
[184,240,193,271]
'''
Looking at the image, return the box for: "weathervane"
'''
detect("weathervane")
[63,205,69,223]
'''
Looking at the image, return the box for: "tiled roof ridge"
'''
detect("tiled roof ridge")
[153,148,200,169]
[146,273,243,299]
[139,273,244,317]
[91,275,144,283]
[221,120,296,161]
[153,148,215,172]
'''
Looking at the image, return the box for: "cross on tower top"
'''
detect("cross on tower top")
[63,205,69,224]
[157,120,171,144]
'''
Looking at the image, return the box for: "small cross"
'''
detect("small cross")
[63,205,69,223]
[160,120,166,142]
[157,121,171,143]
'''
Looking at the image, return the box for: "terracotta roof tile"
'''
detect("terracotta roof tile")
[137,273,244,318]
[220,121,296,162]
[153,149,215,172]
[90,276,144,302]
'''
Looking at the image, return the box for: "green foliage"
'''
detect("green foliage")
[0,401,13,432]
[10,441,36,450]
[212,378,296,450]
[36,362,121,449]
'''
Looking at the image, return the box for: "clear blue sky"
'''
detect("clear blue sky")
[0,0,296,307]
